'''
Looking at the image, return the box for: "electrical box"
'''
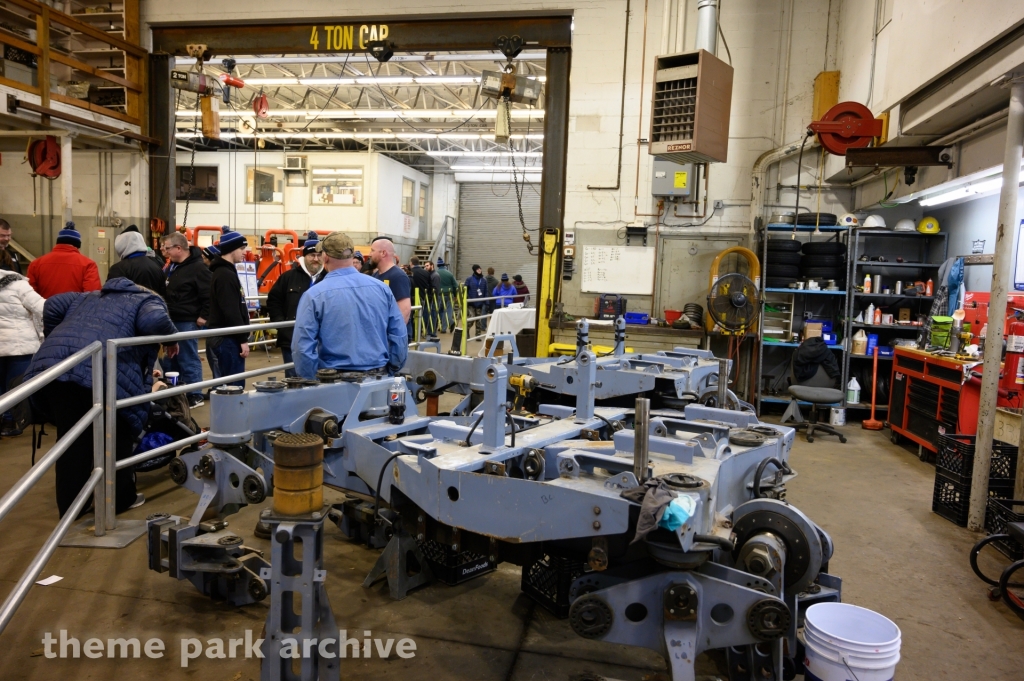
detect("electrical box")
[648,49,733,164]
[82,225,112,281]
[651,158,693,198]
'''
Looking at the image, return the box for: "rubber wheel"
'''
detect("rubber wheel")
[802,267,846,279]
[998,559,1024,618]
[807,436,814,443]
[765,265,801,278]
[765,277,798,288]
[890,431,901,445]
[797,212,838,226]
[801,254,845,267]
[766,239,803,253]
[766,251,802,266]
[802,242,847,255]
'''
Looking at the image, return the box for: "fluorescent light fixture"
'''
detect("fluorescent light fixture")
[175,131,546,142]
[415,76,480,84]
[298,77,356,85]
[450,165,543,172]
[454,172,542,183]
[242,78,299,85]
[918,177,1004,207]
[355,76,413,84]
[176,109,543,120]
[427,151,543,157]
[311,168,363,175]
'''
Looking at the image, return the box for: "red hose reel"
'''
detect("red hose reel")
[808,101,884,156]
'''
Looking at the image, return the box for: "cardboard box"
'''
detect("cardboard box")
[899,308,911,322]
[803,322,823,340]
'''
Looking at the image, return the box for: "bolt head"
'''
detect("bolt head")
[593,506,601,515]
[592,521,601,530]
[418,515,424,523]
[261,509,270,518]
[452,544,459,551]
[417,533,424,541]
[311,511,321,520]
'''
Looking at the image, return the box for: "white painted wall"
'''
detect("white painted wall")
[174,150,427,247]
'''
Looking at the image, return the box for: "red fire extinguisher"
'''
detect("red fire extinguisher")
[1000,320,1024,395]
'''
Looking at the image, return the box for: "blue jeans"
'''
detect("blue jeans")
[211,338,246,387]
[441,293,455,332]
[163,320,203,397]
[281,347,297,378]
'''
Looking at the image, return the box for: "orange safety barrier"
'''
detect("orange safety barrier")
[191,226,224,247]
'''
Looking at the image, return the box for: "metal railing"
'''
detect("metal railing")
[0,341,105,636]
[427,215,456,265]
[102,321,295,530]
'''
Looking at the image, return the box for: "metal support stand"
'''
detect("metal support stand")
[260,511,340,681]
[481,363,508,450]
[362,530,434,601]
[60,517,148,548]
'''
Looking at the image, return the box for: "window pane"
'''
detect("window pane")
[311,167,363,206]
[246,166,284,204]
[176,166,218,202]
[419,183,426,219]
[402,177,415,215]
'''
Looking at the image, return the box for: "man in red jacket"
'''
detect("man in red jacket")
[27,223,101,297]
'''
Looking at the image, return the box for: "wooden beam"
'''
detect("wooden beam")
[36,5,50,109]
[0,75,41,96]
[51,92,141,126]
[50,53,139,91]
[4,0,146,57]
[9,97,160,146]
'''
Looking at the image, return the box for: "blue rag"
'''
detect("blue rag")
[658,495,697,531]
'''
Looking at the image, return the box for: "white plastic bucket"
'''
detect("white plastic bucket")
[830,408,846,426]
[803,603,901,681]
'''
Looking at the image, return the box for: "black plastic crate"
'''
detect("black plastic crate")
[985,498,1024,561]
[932,470,1014,527]
[935,434,1018,482]
[419,539,494,586]
[521,554,589,618]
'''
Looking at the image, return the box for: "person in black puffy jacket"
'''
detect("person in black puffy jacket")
[266,239,325,377]
[206,231,250,386]
[107,230,166,297]
[26,277,179,517]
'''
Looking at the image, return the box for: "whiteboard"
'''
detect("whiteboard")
[580,246,657,295]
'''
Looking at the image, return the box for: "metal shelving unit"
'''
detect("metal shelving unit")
[756,223,850,415]
[844,229,948,412]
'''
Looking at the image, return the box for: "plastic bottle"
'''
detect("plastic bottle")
[847,377,861,404]
[926,278,934,296]
[874,307,882,325]
[866,303,875,325]
[864,273,872,293]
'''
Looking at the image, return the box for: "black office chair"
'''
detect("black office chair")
[779,357,846,443]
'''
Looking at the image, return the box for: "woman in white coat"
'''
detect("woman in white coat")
[0,271,44,436]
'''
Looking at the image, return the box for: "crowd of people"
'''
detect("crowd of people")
[0,218,528,518]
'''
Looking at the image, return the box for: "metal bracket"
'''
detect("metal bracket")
[626,225,649,246]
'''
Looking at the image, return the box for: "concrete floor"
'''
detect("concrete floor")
[1,343,1023,680]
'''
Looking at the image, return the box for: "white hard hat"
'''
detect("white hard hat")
[838,213,859,227]
[894,218,916,232]
[862,214,886,229]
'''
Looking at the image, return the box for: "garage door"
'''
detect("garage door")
[456,183,540,296]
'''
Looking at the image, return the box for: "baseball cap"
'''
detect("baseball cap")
[316,231,355,259]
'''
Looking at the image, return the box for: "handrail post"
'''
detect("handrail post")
[104,339,118,530]
[91,344,106,537]
[461,286,469,356]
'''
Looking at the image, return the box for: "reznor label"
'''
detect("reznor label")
[666,143,692,152]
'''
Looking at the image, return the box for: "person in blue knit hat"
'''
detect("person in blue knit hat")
[27,221,101,298]
[206,231,250,386]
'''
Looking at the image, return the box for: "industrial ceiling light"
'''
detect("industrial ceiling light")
[449,164,543,172]
[298,77,356,85]
[427,151,543,157]
[355,76,413,84]
[176,53,547,66]
[917,177,1004,206]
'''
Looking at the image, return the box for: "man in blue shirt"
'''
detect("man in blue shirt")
[292,232,407,379]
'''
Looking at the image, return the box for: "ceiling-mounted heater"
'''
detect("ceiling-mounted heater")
[648,49,733,164]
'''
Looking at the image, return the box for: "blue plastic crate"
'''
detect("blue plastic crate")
[624,312,650,325]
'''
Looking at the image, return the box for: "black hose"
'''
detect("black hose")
[373,452,404,523]
[463,410,486,446]
[753,457,791,499]
[694,534,735,552]
[505,411,517,448]
[593,413,618,439]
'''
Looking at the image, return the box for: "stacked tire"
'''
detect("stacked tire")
[801,241,846,286]
[764,238,802,288]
